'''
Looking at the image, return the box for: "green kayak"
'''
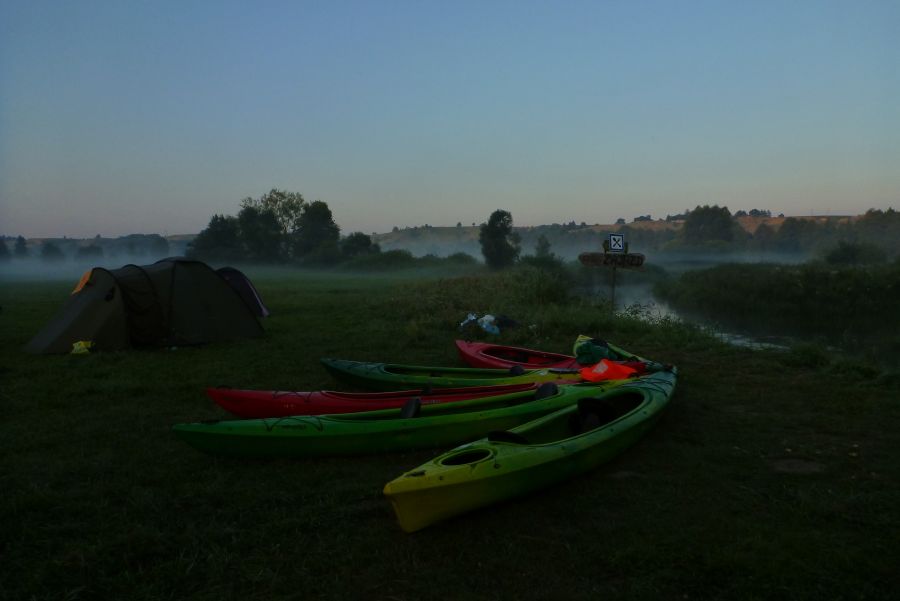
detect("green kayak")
[383,367,677,532]
[173,380,628,458]
[320,358,584,392]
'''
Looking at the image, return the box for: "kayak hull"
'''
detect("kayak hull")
[174,381,623,458]
[455,339,652,373]
[320,358,583,392]
[455,340,581,370]
[207,383,539,418]
[383,368,677,532]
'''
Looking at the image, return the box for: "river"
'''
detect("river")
[586,282,792,351]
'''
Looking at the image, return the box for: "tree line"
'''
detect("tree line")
[0,234,170,263]
[187,192,531,270]
[506,206,900,260]
[5,198,896,267]
[665,205,900,258]
[187,189,378,265]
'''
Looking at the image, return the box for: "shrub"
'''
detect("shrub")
[823,241,886,266]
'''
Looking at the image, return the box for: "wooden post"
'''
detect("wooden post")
[578,243,645,312]
[610,265,617,309]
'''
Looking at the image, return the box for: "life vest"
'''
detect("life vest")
[580,358,638,382]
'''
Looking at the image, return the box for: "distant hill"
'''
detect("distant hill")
[733,214,855,234]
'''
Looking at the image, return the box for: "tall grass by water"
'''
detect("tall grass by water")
[654,260,900,366]
[2,266,899,600]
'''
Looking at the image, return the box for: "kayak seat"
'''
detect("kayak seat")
[509,365,526,376]
[400,397,422,419]
[569,397,618,434]
[534,382,559,401]
[487,430,530,445]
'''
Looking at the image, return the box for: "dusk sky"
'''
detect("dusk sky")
[1,1,898,238]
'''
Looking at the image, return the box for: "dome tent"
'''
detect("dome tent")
[216,266,270,318]
[25,258,264,354]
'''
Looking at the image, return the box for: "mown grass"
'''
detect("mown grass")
[1,266,899,600]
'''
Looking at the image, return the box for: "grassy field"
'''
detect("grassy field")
[2,266,899,600]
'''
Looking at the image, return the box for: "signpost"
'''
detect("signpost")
[578,233,646,309]
[577,252,645,269]
[608,233,625,253]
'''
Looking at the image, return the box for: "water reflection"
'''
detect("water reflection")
[583,283,791,351]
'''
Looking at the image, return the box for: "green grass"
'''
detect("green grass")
[2,266,899,600]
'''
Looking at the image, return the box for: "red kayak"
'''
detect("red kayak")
[206,382,539,419]
[454,340,649,374]
[455,340,581,370]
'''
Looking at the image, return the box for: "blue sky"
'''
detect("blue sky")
[1,0,898,238]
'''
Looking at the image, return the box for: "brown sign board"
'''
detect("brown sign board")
[578,252,645,269]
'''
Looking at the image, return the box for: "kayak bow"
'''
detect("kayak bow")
[384,367,677,532]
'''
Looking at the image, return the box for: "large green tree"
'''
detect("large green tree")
[292,200,340,261]
[774,217,818,253]
[479,209,520,269]
[750,222,776,252]
[238,205,283,262]
[188,214,242,262]
[241,189,306,236]
[0,240,9,261]
[341,232,380,259]
[682,205,735,245]
[40,242,65,262]
[535,234,552,258]
[14,236,28,258]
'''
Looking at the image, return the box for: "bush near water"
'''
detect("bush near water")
[655,259,900,365]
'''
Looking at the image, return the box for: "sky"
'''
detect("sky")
[1,0,898,238]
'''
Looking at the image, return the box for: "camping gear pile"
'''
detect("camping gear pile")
[174,337,677,533]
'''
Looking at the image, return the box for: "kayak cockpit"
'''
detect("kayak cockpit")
[486,390,647,446]
[569,392,645,434]
[482,346,568,366]
[439,448,494,466]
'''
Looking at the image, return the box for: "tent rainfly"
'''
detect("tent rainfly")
[216,266,271,317]
[25,258,264,354]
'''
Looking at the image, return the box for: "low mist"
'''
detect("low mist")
[0,253,179,282]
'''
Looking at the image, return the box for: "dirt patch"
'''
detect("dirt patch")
[773,459,826,474]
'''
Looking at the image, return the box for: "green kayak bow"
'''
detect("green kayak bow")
[384,367,677,532]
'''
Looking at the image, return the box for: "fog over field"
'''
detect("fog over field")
[0,254,178,282]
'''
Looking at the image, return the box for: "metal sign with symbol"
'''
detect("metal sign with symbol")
[608,233,625,253]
